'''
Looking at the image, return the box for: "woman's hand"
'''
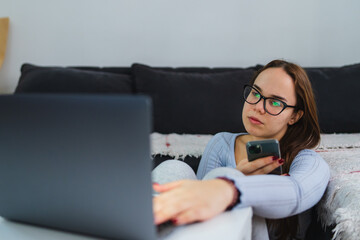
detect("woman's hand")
[236,156,284,175]
[153,179,234,226]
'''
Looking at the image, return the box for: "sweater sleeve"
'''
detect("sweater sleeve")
[203,149,330,219]
[196,133,235,179]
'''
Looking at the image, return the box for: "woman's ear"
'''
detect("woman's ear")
[288,110,304,125]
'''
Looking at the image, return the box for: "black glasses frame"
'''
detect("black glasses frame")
[243,85,297,116]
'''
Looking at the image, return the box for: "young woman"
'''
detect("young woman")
[152,60,330,240]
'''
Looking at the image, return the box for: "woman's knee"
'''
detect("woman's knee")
[152,160,197,184]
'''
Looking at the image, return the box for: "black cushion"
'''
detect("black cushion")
[132,63,255,134]
[305,63,360,133]
[15,64,133,94]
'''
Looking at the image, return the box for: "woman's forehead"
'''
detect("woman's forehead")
[254,68,296,101]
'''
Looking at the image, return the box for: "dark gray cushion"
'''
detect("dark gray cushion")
[15,64,133,94]
[305,63,360,133]
[132,63,255,134]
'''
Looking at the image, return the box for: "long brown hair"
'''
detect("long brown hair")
[249,60,320,239]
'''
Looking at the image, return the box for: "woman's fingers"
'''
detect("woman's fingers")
[171,179,233,225]
[153,195,183,224]
[249,156,276,169]
[153,195,189,224]
[153,180,183,193]
[236,156,285,175]
[153,179,233,225]
[248,158,284,175]
[237,156,275,175]
[153,180,194,224]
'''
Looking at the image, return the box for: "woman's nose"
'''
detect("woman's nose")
[254,99,266,114]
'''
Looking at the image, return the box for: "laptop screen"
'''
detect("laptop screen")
[0,94,157,240]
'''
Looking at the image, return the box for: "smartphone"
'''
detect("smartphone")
[246,139,282,175]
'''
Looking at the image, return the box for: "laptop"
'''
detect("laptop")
[0,94,169,240]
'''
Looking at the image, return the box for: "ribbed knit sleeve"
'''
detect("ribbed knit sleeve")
[197,132,330,219]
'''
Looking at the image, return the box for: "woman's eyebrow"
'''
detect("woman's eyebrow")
[253,84,262,92]
[253,84,288,102]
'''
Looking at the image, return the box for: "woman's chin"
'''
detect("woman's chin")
[244,123,261,134]
[244,125,270,139]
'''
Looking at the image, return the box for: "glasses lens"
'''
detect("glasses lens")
[244,86,261,104]
[265,99,285,115]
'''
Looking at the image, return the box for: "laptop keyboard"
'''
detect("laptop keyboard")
[156,220,176,239]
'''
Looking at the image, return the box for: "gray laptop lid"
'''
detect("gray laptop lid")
[0,94,157,240]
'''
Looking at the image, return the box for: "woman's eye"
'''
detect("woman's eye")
[270,100,282,107]
[252,91,260,98]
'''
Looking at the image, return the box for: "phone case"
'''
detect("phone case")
[246,139,282,175]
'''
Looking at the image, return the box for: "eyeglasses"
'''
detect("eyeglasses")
[243,85,297,116]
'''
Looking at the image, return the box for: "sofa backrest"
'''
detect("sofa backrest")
[305,64,360,133]
[14,63,360,134]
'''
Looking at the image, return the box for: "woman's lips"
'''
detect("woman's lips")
[249,116,263,125]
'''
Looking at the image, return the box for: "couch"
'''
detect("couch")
[14,62,360,239]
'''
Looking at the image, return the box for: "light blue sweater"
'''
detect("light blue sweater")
[196,132,330,219]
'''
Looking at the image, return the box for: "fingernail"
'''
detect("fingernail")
[171,219,178,225]
[272,156,278,161]
[285,173,290,176]
[278,159,284,164]
[153,182,159,186]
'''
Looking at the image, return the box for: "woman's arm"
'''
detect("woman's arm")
[196,132,235,179]
[197,132,284,177]
[204,149,330,219]
[153,137,329,225]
